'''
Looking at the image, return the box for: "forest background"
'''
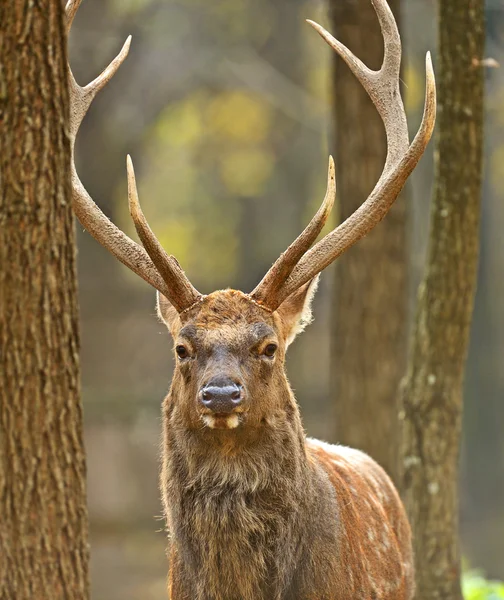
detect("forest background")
[66,0,504,597]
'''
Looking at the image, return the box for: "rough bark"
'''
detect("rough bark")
[399,1,485,598]
[0,2,90,599]
[329,0,406,483]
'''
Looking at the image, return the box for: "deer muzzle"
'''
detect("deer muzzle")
[199,376,246,429]
[199,376,243,414]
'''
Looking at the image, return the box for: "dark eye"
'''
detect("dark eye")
[175,345,190,360]
[263,343,277,358]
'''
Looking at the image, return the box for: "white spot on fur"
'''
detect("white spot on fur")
[227,415,239,429]
[202,415,214,428]
[347,568,354,589]
[202,414,240,429]
[382,528,391,550]
[308,437,339,454]
[308,439,373,467]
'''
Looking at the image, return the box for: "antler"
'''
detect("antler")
[66,0,201,313]
[251,0,436,311]
[249,158,336,307]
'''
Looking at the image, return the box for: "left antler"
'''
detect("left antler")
[66,0,202,314]
[251,0,436,311]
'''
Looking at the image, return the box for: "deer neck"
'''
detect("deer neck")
[163,380,309,490]
[161,385,316,600]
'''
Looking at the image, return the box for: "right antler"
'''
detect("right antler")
[251,0,436,311]
[66,0,202,314]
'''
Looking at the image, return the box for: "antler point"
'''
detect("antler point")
[425,52,435,87]
[126,156,138,215]
[120,36,132,59]
[306,19,322,32]
[328,156,336,181]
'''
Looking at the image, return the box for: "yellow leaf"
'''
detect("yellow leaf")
[153,94,205,148]
[219,149,274,197]
[206,90,271,144]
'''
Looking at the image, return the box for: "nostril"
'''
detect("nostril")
[199,380,244,413]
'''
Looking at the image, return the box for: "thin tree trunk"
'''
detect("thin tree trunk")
[329,0,406,483]
[236,0,310,293]
[0,2,90,599]
[399,1,485,598]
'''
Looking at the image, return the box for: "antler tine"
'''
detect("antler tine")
[306,20,374,90]
[66,0,131,142]
[251,157,335,304]
[127,157,201,313]
[66,0,201,312]
[66,0,81,34]
[252,0,435,311]
[68,34,131,142]
[84,36,132,104]
[307,0,408,171]
[275,53,436,307]
[369,0,401,76]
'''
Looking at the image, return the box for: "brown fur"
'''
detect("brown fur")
[158,286,414,600]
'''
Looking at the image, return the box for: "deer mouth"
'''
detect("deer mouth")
[201,413,242,430]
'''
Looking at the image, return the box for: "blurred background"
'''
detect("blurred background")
[69,0,504,597]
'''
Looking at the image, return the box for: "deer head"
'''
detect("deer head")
[66,0,434,436]
[156,280,317,435]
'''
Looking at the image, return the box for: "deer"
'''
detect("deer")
[66,0,435,598]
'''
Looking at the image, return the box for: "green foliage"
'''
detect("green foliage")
[463,571,504,600]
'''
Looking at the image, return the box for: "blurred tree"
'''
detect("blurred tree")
[328,0,405,483]
[0,2,90,599]
[235,0,312,293]
[399,0,485,598]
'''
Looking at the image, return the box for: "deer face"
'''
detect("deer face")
[157,279,318,433]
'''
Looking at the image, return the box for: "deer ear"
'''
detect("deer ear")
[156,292,179,335]
[276,275,319,347]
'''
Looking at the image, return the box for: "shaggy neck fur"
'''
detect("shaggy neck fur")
[161,385,325,600]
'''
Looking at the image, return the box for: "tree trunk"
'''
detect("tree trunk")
[0,2,90,599]
[329,0,406,483]
[399,1,485,598]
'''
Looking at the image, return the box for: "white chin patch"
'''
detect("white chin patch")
[202,414,240,430]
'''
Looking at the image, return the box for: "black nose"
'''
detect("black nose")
[199,377,243,414]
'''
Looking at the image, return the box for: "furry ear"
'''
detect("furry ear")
[275,275,319,347]
[156,292,179,335]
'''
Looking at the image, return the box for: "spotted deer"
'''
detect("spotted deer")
[67,0,435,598]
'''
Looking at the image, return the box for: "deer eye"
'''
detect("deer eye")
[263,343,278,358]
[175,345,190,360]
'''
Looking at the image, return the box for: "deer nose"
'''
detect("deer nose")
[199,377,243,414]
